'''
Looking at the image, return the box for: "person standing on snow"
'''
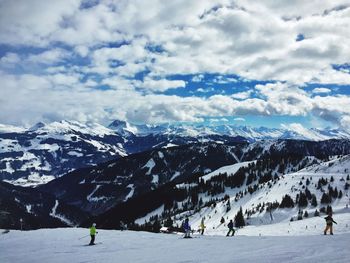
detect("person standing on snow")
[183,218,191,238]
[324,212,337,235]
[89,223,98,245]
[226,219,235,237]
[199,218,206,235]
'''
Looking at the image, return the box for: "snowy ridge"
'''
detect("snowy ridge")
[108,119,350,141]
[0,120,128,186]
[0,124,26,133]
[202,161,256,182]
[1,119,350,187]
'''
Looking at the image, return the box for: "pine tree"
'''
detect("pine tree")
[326,205,333,215]
[305,187,312,200]
[234,207,245,228]
[338,190,343,199]
[314,209,320,216]
[280,194,294,208]
[311,194,317,207]
[298,192,308,207]
[306,178,310,186]
[321,193,331,204]
[164,217,173,228]
[332,187,338,199]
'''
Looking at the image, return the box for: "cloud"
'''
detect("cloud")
[27,49,71,65]
[196,87,214,93]
[192,74,204,82]
[0,53,20,67]
[74,46,89,57]
[138,78,186,92]
[231,90,252,100]
[234,117,245,122]
[209,118,229,123]
[312,87,332,94]
[0,1,350,129]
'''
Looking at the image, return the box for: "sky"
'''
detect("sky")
[0,0,350,129]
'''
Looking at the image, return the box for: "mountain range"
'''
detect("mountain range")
[1,120,350,186]
[1,133,350,230]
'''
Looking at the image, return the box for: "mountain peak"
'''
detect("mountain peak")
[108,120,127,129]
[108,120,138,135]
[28,121,46,131]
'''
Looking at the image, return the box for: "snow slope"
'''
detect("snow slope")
[202,161,255,182]
[137,154,350,240]
[0,228,349,263]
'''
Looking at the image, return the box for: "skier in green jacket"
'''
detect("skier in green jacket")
[89,223,97,245]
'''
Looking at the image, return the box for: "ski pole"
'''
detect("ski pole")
[78,234,90,240]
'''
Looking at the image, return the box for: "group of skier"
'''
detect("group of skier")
[87,211,338,244]
[181,217,236,238]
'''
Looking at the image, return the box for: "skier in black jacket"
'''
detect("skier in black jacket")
[226,220,235,236]
[324,212,337,235]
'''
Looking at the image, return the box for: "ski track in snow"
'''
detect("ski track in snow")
[0,228,349,263]
[49,200,74,226]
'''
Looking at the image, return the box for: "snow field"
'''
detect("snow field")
[1,228,349,263]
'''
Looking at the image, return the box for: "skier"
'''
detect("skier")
[324,212,337,235]
[199,218,206,235]
[226,219,235,237]
[183,218,191,238]
[89,223,98,245]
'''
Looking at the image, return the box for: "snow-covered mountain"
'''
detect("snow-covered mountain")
[0,120,244,186]
[127,154,350,237]
[0,121,128,186]
[1,137,350,231]
[0,181,89,229]
[108,120,350,141]
[39,143,242,215]
[1,119,350,187]
[37,139,349,221]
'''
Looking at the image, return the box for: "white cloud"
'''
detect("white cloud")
[138,78,186,92]
[0,0,80,46]
[312,88,332,94]
[340,115,350,130]
[210,118,229,123]
[196,87,214,93]
[234,117,245,122]
[231,91,252,100]
[27,49,70,65]
[0,53,20,67]
[192,74,204,82]
[0,1,350,128]
[74,46,89,57]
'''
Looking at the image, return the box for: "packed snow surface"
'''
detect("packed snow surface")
[0,228,349,263]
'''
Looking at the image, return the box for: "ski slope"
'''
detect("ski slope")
[0,228,349,263]
[172,155,350,235]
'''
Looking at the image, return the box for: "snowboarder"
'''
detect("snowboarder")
[183,218,191,238]
[199,218,206,235]
[89,223,98,245]
[226,219,235,237]
[324,212,337,235]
